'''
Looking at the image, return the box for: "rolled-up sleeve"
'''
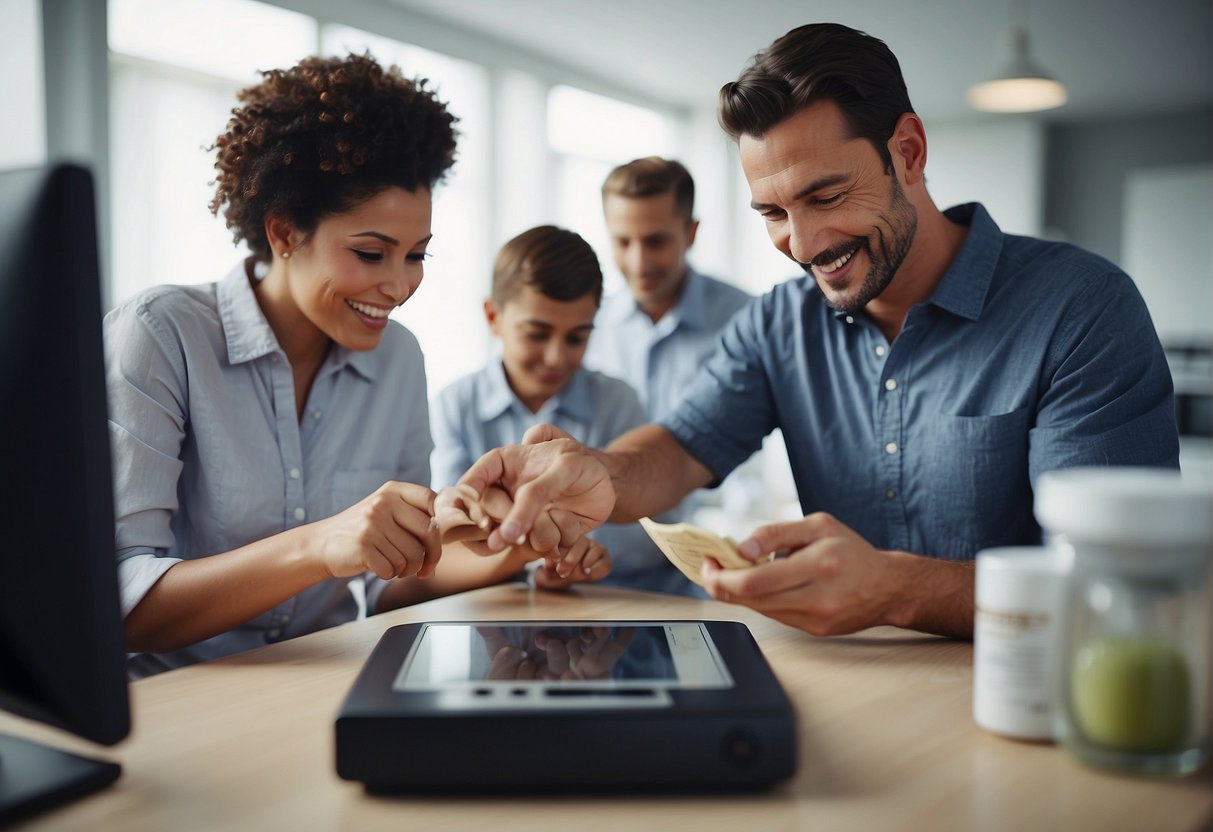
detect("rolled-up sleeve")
[105,299,189,616]
[661,299,778,483]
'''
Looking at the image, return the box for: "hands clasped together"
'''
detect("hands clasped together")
[437,424,915,637]
[309,437,615,589]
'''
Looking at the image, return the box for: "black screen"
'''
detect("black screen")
[0,163,130,823]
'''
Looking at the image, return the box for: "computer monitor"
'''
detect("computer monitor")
[0,164,130,824]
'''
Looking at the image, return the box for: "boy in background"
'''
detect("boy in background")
[431,225,703,596]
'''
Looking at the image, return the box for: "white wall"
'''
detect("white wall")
[0,0,46,169]
[923,118,1046,236]
[1123,163,1213,345]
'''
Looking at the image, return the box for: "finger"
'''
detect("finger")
[548,508,584,551]
[522,423,574,444]
[554,536,589,578]
[491,464,582,549]
[705,550,822,599]
[364,541,404,581]
[434,484,489,535]
[455,447,508,505]
[415,517,443,578]
[527,511,562,555]
[736,513,840,560]
[583,558,610,582]
[385,480,438,516]
[382,497,441,578]
[477,485,514,522]
[531,563,570,590]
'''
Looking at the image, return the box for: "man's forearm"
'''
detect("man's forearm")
[597,424,714,523]
[883,551,976,639]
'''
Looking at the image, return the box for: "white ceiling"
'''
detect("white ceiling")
[384,0,1212,124]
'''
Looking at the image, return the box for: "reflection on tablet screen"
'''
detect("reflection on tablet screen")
[393,623,732,691]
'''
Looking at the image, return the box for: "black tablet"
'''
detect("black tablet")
[336,620,796,792]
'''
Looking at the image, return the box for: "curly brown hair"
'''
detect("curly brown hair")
[209,53,458,262]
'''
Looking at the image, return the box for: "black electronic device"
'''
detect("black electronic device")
[0,164,131,825]
[336,620,796,792]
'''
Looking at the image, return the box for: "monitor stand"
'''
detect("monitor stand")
[0,733,120,825]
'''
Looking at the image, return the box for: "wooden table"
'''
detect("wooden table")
[4,583,1210,831]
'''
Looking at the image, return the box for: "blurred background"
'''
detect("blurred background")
[5,0,1210,506]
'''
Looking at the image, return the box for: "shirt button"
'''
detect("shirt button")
[885,442,899,455]
[268,628,282,640]
[845,315,855,324]
[293,507,306,521]
[289,467,301,480]
[271,355,279,364]
[311,411,321,420]
[875,345,887,357]
[884,378,898,391]
[886,489,897,499]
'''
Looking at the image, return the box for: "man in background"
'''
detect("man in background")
[586,156,751,423]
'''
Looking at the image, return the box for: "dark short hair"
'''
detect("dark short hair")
[601,156,695,221]
[718,23,914,172]
[210,53,458,261]
[492,225,603,307]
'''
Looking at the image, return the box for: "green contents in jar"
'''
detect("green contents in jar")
[1071,637,1191,753]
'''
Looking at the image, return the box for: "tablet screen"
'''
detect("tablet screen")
[393,622,733,692]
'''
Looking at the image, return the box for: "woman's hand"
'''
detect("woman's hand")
[309,481,442,580]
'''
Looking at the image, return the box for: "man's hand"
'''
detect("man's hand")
[700,512,904,636]
[701,512,976,638]
[455,425,616,554]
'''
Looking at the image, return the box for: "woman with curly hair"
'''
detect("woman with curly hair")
[105,54,604,678]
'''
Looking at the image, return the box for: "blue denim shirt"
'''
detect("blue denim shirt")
[662,203,1179,560]
[431,362,706,597]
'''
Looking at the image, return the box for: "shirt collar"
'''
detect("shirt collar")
[927,202,1001,321]
[216,259,378,381]
[477,361,593,423]
[217,261,280,365]
[669,267,712,331]
[606,267,709,330]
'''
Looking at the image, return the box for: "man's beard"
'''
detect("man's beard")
[807,177,918,315]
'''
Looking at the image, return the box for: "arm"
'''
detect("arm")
[374,540,533,610]
[1030,272,1179,476]
[701,513,975,639]
[452,421,713,553]
[124,481,441,652]
[599,424,714,522]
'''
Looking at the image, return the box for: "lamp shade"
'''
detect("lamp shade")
[968,27,1067,113]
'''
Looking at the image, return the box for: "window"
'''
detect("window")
[547,85,674,295]
[107,0,317,304]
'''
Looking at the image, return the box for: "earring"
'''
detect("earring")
[281,250,291,259]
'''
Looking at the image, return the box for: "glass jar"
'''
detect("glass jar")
[1035,467,1212,776]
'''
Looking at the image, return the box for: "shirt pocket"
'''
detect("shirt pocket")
[919,406,1031,556]
[330,468,397,515]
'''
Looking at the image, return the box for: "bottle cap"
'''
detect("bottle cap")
[1035,467,1212,548]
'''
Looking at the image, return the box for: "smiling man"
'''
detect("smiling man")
[455,23,1179,639]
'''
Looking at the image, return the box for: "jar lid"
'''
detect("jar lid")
[1035,467,1212,547]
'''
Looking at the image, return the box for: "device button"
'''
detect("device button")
[722,729,762,768]
[472,687,492,697]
